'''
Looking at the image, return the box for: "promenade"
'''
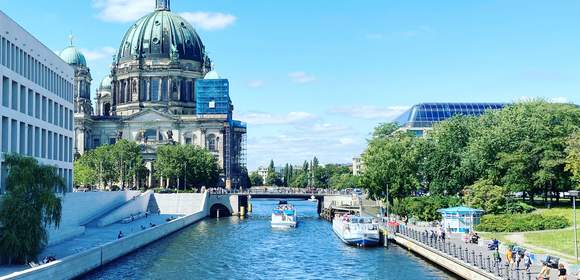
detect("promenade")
[397,224,579,280]
[0,214,180,278]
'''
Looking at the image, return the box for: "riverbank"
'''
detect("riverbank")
[0,192,216,280]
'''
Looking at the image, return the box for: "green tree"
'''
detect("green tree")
[372,122,400,139]
[330,173,360,190]
[423,116,477,195]
[155,144,219,189]
[110,140,142,190]
[249,171,263,187]
[565,133,580,187]
[0,155,65,264]
[463,179,507,214]
[73,145,115,189]
[361,131,422,201]
[265,160,281,186]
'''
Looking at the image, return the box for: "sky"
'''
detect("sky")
[1,0,580,170]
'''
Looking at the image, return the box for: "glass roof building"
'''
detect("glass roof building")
[396,103,506,136]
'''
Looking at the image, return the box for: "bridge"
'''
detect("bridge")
[206,189,357,216]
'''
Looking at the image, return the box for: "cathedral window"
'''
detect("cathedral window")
[207,134,217,152]
[161,79,168,101]
[151,79,159,101]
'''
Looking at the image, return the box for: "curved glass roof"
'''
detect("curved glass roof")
[397,103,506,128]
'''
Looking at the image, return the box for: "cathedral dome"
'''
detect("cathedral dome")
[204,70,221,80]
[100,75,112,91]
[60,45,87,66]
[116,0,205,63]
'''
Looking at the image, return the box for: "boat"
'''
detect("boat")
[271,201,297,228]
[308,195,318,202]
[332,214,380,247]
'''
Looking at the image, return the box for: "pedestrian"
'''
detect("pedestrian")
[505,247,514,268]
[523,252,532,272]
[558,263,567,280]
[117,231,124,239]
[538,264,551,280]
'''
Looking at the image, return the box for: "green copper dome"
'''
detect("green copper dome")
[100,75,112,91]
[117,1,205,63]
[59,46,87,66]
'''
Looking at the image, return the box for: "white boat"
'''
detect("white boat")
[271,201,297,228]
[332,214,380,247]
[308,195,318,202]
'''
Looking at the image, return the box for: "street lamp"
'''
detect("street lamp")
[570,190,579,263]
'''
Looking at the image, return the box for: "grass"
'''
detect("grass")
[525,229,578,258]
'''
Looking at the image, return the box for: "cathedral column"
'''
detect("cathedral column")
[167,78,173,101]
[146,78,151,101]
[177,79,182,101]
[200,128,207,149]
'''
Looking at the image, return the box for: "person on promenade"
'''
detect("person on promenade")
[538,264,551,280]
[505,246,514,268]
[523,252,532,272]
[118,231,124,239]
[558,263,567,280]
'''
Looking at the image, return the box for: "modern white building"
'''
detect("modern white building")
[0,11,75,193]
[352,157,363,176]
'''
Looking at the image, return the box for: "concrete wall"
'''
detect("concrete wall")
[323,195,355,209]
[394,235,500,280]
[47,191,141,245]
[96,191,153,227]
[153,193,205,215]
[1,192,209,280]
[206,194,237,215]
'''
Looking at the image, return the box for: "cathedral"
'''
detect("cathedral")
[59,0,247,189]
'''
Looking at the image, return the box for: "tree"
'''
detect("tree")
[265,160,281,186]
[110,140,142,190]
[0,155,65,264]
[249,171,263,187]
[463,179,508,214]
[372,122,400,139]
[566,133,580,187]
[155,144,220,189]
[361,131,422,201]
[422,116,477,195]
[73,145,115,189]
[330,173,360,190]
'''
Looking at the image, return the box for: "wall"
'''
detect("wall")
[96,191,152,227]
[394,235,500,280]
[47,191,141,245]
[152,193,205,215]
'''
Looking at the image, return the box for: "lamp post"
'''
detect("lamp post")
[570,190,579,263]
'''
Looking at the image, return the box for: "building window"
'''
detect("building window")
[1,76,8,107]
[1,117,8,152]
[185,137,192,145]
[207,134,216,152]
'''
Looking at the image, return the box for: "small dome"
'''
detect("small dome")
[117,5,206,63]
[59,46,87,66]
[100,76,112,91]
[204,70,221,80]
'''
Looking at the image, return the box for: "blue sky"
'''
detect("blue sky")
[2,0,580,170]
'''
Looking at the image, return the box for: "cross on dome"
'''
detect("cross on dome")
[68,33,75,46]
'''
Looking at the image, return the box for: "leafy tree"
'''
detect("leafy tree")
[73,145,116,189]
[329,173,360,190]
[566,133,580,187]
[423,116,477,195]
[463,179,507,214]
[110,140,142,189]
[372,122,400,139]
[0,155,64,264]
[155,144,219,189]
[361,131,422,201]
[249,171,263,187]
[265,160,282,186]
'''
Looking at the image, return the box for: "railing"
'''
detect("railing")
[209,188,354,196]
[398,226,535,280]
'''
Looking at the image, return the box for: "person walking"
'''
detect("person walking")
[558,263,567,280]
[538,264,551,280]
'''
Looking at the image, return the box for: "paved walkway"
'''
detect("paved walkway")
[399,224,579,280]
[0,213,182,277]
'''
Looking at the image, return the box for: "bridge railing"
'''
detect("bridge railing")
[208,188,354,196]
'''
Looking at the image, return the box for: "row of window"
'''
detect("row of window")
[115,78,196,104]
[0,162,71,194]
[1,76,73,130]
[0,116,74,163]
[0,35,73,102]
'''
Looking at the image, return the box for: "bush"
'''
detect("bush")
[505,202,536,214]
[476,214,569,232]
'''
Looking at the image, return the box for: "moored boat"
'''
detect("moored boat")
[332,214,379,247]
[271,201,297,228]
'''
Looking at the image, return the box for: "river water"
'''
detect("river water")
[80,200,458,280]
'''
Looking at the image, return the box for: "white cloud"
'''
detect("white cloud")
[180,12,237,30]
[247,80,265,88]
[339,138,355,146]
[288,72,316,84]
[92,0,237,31]
[329,105,410,120]
[92,0,153,22]
[80,47,116,62]
[237,111,317,126]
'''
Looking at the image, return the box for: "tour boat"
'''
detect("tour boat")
[271,201,297,228]
[332,214,380,247]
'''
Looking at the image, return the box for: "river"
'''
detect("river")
[80,200,458,280]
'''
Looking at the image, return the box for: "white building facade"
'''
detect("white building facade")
[0,11,75,193]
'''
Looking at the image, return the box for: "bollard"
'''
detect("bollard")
[240,206,246,217]
[486,256,491,272]
[478,253,483,268]
[217,209,220,219]
[248,202,252,213]
[465,248,469,262]
[471,251,475,265]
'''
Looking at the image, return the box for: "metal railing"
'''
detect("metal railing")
[398,226,535,280]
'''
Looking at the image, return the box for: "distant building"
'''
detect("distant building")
[0,11,75,193]
[352,157,363,176]
[257,167,268,181]
[395,102,506,137]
